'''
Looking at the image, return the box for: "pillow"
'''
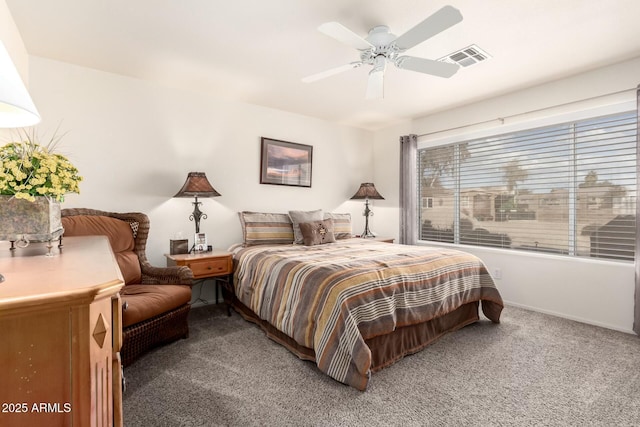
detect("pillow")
[289,209,323,244]
[298,219,336,246]
[128,221,139,239]
[238,211,294,246]
[324,212,352,239]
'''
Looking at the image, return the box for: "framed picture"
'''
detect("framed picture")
[194,232,207,252]
[260,137,313,187]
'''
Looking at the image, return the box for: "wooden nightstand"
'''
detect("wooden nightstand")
[165,250,232,279]
[352,236,395,243]
[371,237,395,243]
[165,250,233,308]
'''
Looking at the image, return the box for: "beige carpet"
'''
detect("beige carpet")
[123,304,640,426]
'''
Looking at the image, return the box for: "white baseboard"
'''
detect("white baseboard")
[502,300,635,335]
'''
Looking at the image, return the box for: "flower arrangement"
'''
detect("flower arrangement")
[0,129,82,202]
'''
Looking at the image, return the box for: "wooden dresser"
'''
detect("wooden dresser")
[0,236,124,427]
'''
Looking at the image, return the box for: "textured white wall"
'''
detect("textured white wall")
[368,122,410,240]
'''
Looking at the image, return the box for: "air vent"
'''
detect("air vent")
[439,45,491,68]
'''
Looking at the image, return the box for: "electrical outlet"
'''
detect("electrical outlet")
[493,268,502,279]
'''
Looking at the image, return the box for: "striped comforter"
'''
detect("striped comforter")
[233,239,503,390]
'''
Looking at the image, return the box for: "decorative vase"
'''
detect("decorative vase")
[0,195,64,246]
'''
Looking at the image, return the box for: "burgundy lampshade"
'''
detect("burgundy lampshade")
[173,172,220,198]
[350,183,384,200]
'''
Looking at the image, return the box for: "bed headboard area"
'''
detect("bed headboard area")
[237,210,352,246]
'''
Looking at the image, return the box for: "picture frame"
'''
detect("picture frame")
[194,232,207,252]
[260,137,313,187]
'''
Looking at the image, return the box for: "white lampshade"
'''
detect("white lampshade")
[0,41,40,128]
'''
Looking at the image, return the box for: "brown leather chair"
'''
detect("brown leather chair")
[61,208,194,366]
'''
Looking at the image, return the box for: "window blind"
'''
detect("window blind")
[418,111,637,261]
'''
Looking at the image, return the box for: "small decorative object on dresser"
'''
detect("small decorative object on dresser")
[0,130,82,253]
[0,195,64,249]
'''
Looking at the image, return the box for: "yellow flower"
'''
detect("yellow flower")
[0,133,82,202]
[14,192,35,202]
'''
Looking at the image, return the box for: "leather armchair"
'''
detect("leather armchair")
[61,208,194,366]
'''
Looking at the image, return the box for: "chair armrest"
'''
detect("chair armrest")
[140,263,194,286]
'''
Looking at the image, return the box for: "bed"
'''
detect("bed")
[227,211,504,391]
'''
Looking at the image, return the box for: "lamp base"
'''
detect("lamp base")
[190,196,207,234]
[360,198,377,238]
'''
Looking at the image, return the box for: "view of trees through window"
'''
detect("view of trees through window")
[418,111,637,261]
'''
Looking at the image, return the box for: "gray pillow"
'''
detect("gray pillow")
[289,209,323,244]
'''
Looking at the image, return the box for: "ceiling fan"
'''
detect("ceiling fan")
[302,5,463,100]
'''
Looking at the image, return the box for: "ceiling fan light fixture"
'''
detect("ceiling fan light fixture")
[365,69,384,100]
[371,55,387,72]
[302,5,465,98]
[365,26,396,48]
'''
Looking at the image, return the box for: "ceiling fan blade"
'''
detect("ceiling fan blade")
[393,5,463,50]
[396,55,459,78]
[302,62,363,83]
[365,69,384,100]
[318,22,374,51]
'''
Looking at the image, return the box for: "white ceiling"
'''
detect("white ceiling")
[6,0,640,130]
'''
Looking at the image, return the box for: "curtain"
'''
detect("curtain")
[399,134,417,245]
[635,84,640,335]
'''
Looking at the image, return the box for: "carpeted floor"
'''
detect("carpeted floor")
[123,304,640,426]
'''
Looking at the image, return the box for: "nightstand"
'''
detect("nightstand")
[165,250,233,308]
[352,236,395,243]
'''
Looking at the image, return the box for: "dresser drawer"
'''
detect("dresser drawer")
[187,258,231,278]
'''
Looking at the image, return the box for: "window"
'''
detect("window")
[418,111,637,261]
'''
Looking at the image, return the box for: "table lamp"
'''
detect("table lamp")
[173,172,220,234]
[0,41,40,127]
[350,183,384,238]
